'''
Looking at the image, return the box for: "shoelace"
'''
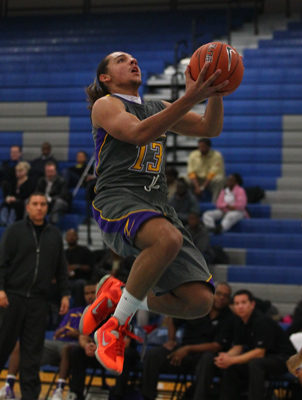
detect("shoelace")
[119,317,144,344]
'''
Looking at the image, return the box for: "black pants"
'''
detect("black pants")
[141,345,200,400]
[69,344,139,399]
[192,351,221,400]
[0,294,48,400]
[219,356,289,400]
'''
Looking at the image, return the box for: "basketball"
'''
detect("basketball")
[189,42,244,94]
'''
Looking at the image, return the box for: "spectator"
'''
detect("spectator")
[202,173,248,234]
[65,228,93,307]
[215,289,296,400]
[187,138,225,202]
[169,178,200,226]
[61,150,94,188]
[286,299,302,337]
[36,161,71,225]
[140,283,233,400]
[165,166,179,200]
[185,212,211,259]
[0,281,96,400]
[0,161,36,226]
[0,145,23,186]
[30,141,58,183]
[0,192,70,400]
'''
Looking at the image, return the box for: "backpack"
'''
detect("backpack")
[244,186,265,203]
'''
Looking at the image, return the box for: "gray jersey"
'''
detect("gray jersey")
[92,95,168,197]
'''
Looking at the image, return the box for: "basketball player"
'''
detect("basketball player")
[80,51,230,375]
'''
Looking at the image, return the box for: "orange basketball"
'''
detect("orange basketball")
[189,42,244,94]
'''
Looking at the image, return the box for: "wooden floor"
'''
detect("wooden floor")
[0,369,181,400]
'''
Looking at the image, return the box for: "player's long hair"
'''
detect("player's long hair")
[85,55,110,110]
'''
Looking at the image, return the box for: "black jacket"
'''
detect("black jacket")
[36,175,70,204]
[0,217,69,299]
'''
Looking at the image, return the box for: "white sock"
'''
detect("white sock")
[113,289,142,325]
[139,296,149,311]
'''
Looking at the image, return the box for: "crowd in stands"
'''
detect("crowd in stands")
[0,144,94,228]
[1,139,302,400]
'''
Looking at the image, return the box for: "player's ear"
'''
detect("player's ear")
[99,74,111,84]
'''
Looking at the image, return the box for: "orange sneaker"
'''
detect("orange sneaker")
[94,316,141,375]
[79,274,124,335]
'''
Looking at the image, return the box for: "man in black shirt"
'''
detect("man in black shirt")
[0,192,70,400]
[140,283,233,400]
[215,289,296,400]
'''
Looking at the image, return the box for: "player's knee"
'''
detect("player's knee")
[164,227,183,259]
[187,284,213,318]
[196,286,213,317]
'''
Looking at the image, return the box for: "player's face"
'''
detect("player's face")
[233,294,255,322]
[26,195,48,225]
[84,284,96,305]
[102,52,142,90]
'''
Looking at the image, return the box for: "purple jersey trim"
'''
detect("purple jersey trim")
[93,203,163,243]
[95,128,108,175]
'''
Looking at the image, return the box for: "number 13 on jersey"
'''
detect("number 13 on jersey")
[130,142,163,173]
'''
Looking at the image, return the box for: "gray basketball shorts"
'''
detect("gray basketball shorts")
[93,188,214,295]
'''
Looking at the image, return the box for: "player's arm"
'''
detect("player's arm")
[163,97,224,138]
[91,64,228,147]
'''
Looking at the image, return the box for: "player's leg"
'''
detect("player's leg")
[146,281,213,319]
[94,217,184,374]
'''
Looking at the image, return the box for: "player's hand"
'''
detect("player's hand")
[0,290,9,308]
[185,64,230,102]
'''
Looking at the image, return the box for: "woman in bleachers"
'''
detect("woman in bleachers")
[0,161,35,226]
[202,173,248,234]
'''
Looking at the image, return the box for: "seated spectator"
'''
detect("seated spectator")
[165,166,179,200]
[30,141,58,183]
[187,138,225,202]
[61,150,94,188]
[0,145,23,186]
[185,212,229,265]
[169,178,200,226]
[140,283,233,400]
[0,161,35,226]
[0,281,97,400]
[185,212,212,263]
[202,173,248,234]
[36,161,71,225]
[215,289,296,400]
[286,299,302,337]
[65,228,93,307]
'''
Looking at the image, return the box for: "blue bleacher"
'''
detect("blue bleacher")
[231,219,301,234]
[228,265,302,285]
[210,233,302,250]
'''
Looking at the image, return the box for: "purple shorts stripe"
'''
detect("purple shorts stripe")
[92,203,163,242]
